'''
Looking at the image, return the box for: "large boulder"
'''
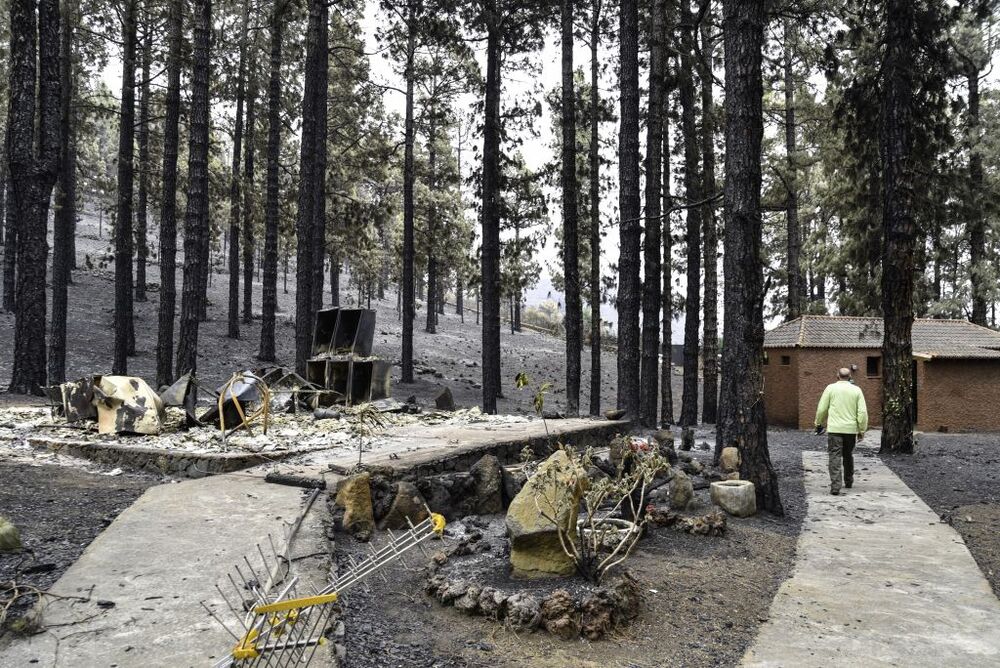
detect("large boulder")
[506,450,589,577]
[668,471,694,510]
[710,480,757,517]
[720,447,741,474]
[378,481,429,530]
[469,455,504,514]
[333,473,375,540]
[434,387,456,411]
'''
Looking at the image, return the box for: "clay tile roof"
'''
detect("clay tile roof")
[764,315,1000,360]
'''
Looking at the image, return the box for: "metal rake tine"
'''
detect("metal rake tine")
[243,555,267,596]
[215,584,249,631]
[405,516,431,558]
[200,600,241,642]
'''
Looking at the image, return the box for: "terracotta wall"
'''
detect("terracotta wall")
[915,359,1000,432]
[762,347,799,428]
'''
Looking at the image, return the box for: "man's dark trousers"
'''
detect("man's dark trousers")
[828,433,857,493]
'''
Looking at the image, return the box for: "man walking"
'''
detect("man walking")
[815,367,868,495]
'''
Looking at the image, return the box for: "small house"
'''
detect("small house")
[763,316,1000,432]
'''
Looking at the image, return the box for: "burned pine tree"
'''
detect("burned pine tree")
[113,0,138,375]
[587,0,604,417]
[616,0,641,420]
[700,6,718,425]
[259,0,289,363]
[8,0,60,394]
[717,0,783,515]
[156,0,183,388]
[228,2,252,340]
[135,11,151,304]
[49,0,78,384]
[561,0,582,416]
[175,0,212,377]
[639,0,665,428]
[678,0,702,428]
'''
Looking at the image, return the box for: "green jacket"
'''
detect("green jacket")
[815,380,869,434]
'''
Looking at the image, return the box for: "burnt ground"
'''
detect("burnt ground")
[881,433,1000,597]
[333,432,808,668]
[0,462,157,628]
[0,201,674,418]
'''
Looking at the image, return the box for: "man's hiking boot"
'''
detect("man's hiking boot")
[845,481,853,489]
[831,488,840,495]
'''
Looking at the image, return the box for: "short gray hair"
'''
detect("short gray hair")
[838,367,851,379]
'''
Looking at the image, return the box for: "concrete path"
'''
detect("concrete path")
[0,474,333,668]
[743,448,1000,667]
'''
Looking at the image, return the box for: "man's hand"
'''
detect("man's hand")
[815,425,826,436]
[857,432,865,442]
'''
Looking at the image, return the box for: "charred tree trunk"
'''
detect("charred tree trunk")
[616,0,641,419]
[678,0,701,427]
[113,0,138,374]
[135,16,151,303]
[561,0,582,416]
[156,0,182,387]
[2,172,13,313]
[8,0,60,395]
[228,4,250,339]
[700,12,718,425]
[967,65,986,326]
[258,0,284,362]
[481,0,503,413]
[402,2,417,381]
[879,0,917,454]
[426,116,438,335]
[660,99,674,426]
[639,0,665,427]
[309,0,328,318]
[717,0,783,514]
[783,20,803,322]
[242,48,257,325]
[175,0,212,377]
[330,253,339,306]
[50,0,76,383]
[588,0,602,417]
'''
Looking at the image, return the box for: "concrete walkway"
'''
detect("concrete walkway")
[0,474,333,668]
[743,448,1000,667]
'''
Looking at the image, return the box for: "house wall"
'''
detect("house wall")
[916,359,1000,432]
[795,348,884,430]
[763,348,799,427]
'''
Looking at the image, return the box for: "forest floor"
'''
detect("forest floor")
[0,201,659,417]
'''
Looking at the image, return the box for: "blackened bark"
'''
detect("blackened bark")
[8,0,60,394]
[295,0,323,374]
[588,0,602,417]
[783,19,803,321]
[309,0,328,318]
[481,0,502,413]
[660,102,673,426]
[700,12,718,425]
[228,4,250,340]
[718,0,782,514]
[967,67,986,326]
[678,0,701,427]
[879,0,916,454]
[456,276,464,317]
[113,0,137,375]
[402,2,416,380]
[135,18,151,303]
[639,0,665,427]
[259,0,284,362]
[3,118,14,311]
[561,0,582,416]
[426,117,438,335]
[616,0,641,419]
[156,0,182,387]
[242,47,257,325]
[50,0,76,383]
[175,0,212,377]
[330,254,339,306]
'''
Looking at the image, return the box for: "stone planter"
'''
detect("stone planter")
[710,480,757,517]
